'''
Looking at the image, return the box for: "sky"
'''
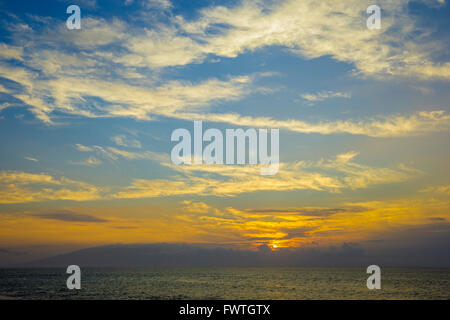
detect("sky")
[0,0,449,266]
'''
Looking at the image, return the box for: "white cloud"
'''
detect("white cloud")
[76,142,169,163]
[176,0,450,80]
[75,144,94,152]
[0,43,23,61]
[121,27,207,68]
[173,110,450,138]
[84,157,102,166]
[182,200,212,213]
[1,59,252,123]
[107,147,168,162]
[0,151,422,202]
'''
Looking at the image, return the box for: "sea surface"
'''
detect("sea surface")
[0,267,448,300]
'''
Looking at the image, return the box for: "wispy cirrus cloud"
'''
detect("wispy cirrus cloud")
[111,135,141,149]
[300,91,351,105]
[175,110,450,137]
[0,171,103,204]
[69,156,102,166]
[75,143,169,163]
[49,0,449,79]
[420,185,450,195]
[75,144,94,152]
[112,151,420,199]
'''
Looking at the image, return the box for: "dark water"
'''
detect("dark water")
[0,267,448,300]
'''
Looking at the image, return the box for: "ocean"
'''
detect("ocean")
[0,267,448,300]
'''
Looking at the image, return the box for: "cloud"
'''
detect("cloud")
[300,91,351,105]
[70,156,102,166]
[0,86,11,94]
[0,171,102,203]
[0,58,252,124]
[143,0,173,10]
[111,135,142,148]
[31,210,108,223]
[113,151,419,198]
[24,156,39,162]
[169,195,450,249]
[113,179,204,199]
[177,110,450,137]
[76,142,169,163]
[75,144,94,152]
[276,227,315,240]
[420,185,450,195]
[244,207,366,217]
[108,147,168,161]
[314,151,423,189]
[0,43,23,61]
[123,0,173,9]
[85,157,102,165]
[120,26,207,68]
[182,200,212,214]
[48,0,450,81]
[0,148,426,204]
[112,226,138,229]
[0,2,448,138]
[58,0,98,9]
[177,0,450,80]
